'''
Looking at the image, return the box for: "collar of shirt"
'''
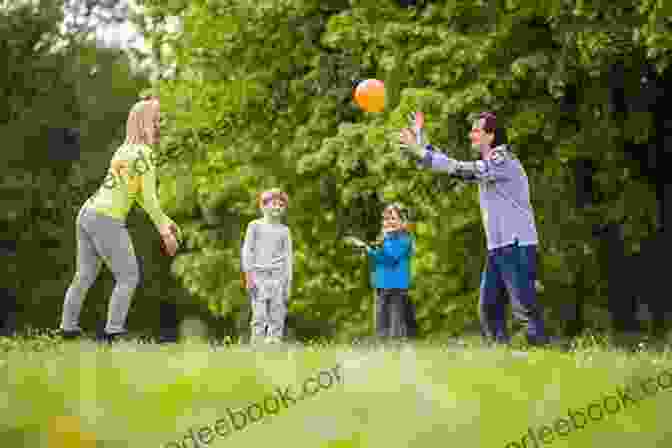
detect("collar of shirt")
[485,145,512,164]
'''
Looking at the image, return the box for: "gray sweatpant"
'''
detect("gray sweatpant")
[249,269,288,343]
[60,206,140,334]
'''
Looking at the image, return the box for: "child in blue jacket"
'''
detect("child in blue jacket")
[347,203,415,339]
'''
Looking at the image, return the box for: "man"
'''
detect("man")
[398,112,548,346]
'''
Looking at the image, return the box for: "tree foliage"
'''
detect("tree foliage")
[140,0,672,340]
[9,0,665,341]
[0,0,222,337]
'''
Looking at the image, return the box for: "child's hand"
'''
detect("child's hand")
[245,272,256,289]
[344,236,368,249]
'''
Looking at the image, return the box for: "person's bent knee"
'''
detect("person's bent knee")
[73,271,97,289]
[117,268,140,288]
[128,271,141,288]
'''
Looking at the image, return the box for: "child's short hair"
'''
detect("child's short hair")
[258,188,289,209]
[382,203,415,233]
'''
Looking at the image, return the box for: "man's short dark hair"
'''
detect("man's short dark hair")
[479,112,497,134]
[476,111,508,147]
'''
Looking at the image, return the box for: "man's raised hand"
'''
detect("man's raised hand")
[399,128,426,159]
[408,111,424,146]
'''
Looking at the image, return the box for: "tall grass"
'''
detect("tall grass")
[0,332,670,448]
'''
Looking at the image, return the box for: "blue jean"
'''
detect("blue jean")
[479,241,547,345]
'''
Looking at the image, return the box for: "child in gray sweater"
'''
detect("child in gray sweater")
[241,188,293,344]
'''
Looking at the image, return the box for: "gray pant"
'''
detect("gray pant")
[249,270,288,342]
[376,288,408,339]
[60,206,140,334]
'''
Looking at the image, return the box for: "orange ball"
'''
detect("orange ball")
[353,79,385,112]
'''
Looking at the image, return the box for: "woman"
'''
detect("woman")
[59,97,180,342]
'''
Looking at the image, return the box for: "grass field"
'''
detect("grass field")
[0,332,671,448]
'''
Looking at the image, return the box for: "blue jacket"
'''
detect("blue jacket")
[367,231,414,289]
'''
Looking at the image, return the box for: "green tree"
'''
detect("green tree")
[0,0,214,338]
[133,0,671,342]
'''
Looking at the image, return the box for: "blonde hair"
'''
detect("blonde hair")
[124,97,160,145]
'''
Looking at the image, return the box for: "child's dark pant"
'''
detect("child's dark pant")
[479,242,547,346]
[376,288,408,339]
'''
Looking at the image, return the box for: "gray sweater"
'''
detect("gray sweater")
[241,219,293,282]
[419,144,538,251]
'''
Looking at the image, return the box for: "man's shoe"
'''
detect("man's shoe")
[525,335,551,348]
[157,334,178,344]
[547,336,572,352]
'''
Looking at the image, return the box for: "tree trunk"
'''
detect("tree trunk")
[565,265,585,338]
[641,231,667,338]
[158,300,179,343]
[598,223,640,334]
[573,158,594,209]
[647,66,670,339]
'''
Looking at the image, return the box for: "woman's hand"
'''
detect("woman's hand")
[160,221,182,240]
[159,222,180,256]
[160,232,178,257]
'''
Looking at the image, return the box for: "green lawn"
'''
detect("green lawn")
[0,333,671,448]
